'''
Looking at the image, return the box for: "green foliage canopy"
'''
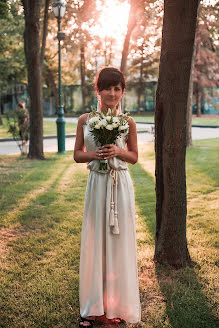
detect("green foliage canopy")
[0,2,26,91]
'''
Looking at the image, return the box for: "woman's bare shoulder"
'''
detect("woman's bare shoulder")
[78,113,89,126]
[127,116,136,127]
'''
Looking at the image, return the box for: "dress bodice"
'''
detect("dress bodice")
[83,114,128,172]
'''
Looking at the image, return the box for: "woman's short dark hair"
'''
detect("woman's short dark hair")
[95,67,126,92]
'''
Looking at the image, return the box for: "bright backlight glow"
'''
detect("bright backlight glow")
[91,0,130,47]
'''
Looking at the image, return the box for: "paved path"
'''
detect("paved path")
[0,123,218,155]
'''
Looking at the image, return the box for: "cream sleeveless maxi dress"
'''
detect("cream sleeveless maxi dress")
[79,116,141,323]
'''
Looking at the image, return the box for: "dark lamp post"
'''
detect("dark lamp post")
[52,1,66,153]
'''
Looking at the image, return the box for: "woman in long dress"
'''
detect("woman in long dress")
[74,67,141,327]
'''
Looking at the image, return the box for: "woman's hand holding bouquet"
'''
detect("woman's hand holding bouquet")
[88,108,130,170]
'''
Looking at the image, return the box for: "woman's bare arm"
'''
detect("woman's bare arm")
[73,114,102,163]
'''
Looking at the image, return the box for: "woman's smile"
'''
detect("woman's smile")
[98,83,124,110]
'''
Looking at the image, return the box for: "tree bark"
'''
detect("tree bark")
[186,74,193,147]
[22,0,44,159]
[154,0,200,267]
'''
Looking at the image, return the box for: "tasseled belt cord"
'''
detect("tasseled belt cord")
[109,169,119,234]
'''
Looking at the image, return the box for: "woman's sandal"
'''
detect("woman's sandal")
[79,316,95,327]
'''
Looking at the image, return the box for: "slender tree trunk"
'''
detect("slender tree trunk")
[154,0,200,267]
[196,87,202,117]
[109,37,113,66]
[80,43,86,111]
[40,0,50,67]
[14,82,19,106]
[104,36,107,66]
[22,0,44,159]
[137,87,141,114]
[120,0,138,75]
[0,101,3,125]
[45,61,58,108]
[137,47,144,114]
[0,92,2,125]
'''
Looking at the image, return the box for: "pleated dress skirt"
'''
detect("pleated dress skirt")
[79,167,141,323]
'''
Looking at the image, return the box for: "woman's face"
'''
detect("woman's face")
[98,83,124,111]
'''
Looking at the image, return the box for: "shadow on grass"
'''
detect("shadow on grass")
[186,143,219,188]
[0,162,88,327]
[129,162,218,328]
[154,262,218,328]
[16,160,73,227]
[0,155,61,223]
[128,162,156,239]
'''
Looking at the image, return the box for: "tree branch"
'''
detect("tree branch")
[40,0,50,66]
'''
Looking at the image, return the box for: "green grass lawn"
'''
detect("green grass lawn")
[43,121,77,136]
[131,113,219,126]
[0,117,77,139]
[1,115,219,139]
[0,139,218,327]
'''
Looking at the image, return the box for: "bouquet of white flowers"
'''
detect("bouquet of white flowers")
[88,108,130,170]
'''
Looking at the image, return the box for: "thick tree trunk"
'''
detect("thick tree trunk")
[22,0,44,159]
[154,0,200,267]
[80,43,86,111]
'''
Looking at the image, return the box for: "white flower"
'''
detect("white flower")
[112,117,119,124]
[99,119,107,127]
[94,123,101,129]
[112,123,118,128]
[89,117,99,126]
[106,116,112,122]
[106,124,114,130]
[118,124,129,131]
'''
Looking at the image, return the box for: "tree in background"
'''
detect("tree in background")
[0,0,8,125]
[62,0,99,111]
[128,0,162,112]
[2,0,217,120]
[6,101,29,155]
[186,2,218,147]
[154,0,200,267]
[40,0,50,67]
[0,1,26,105]
[120,0,139,75]
[193,2,219,117]
[21,0,44,159]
